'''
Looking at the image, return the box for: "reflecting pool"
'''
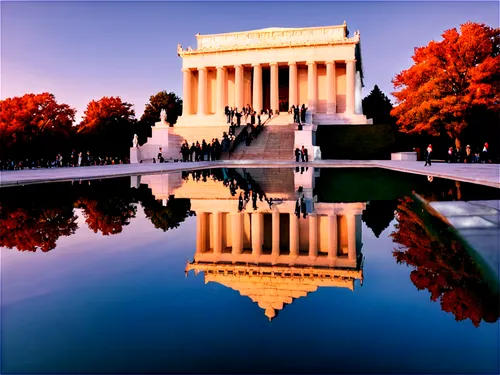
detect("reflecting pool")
[1,168,499,374]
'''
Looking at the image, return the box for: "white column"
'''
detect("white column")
[197,67,207,115]
[326,61,336,114]
[223,68,228,109]
[251,213,262,256]
[252,64,262,113]
[347,214,356,262]
[270,62,279,112]
[346,60,356,115]
[272,212,280,258]
[216,66,226,116]
[235,65,244,111]
[289,213,299,257]
[355,71,363,115]
[307,61,317,113]
[308,214,318,259]
[328,214,338,260]
[182,68,192,116]
[213,212,222,255]
[231,213,243,255]
[196,212,206,254]
[288,62,297,108]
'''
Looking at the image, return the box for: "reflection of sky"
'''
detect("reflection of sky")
[1,206,195,306]
[1,202,499,373]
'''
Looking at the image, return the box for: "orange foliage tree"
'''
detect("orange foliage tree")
[74,179,137,236]
[391,197,499,327]
[0,93,76,159]
[75,96,136,157]
[391,22,500,147]
[0,184,78,252]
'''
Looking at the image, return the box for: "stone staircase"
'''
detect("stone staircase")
[226,114,296,160]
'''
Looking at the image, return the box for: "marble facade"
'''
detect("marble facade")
[133,22,372,162]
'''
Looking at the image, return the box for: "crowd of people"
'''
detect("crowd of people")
[0,150,130,170]
[179,136,230,162]
[422,142,493,166]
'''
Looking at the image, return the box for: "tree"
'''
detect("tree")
[362,200,398,238]
[391,197,499,327]
[362,85,395,125]
[0,184,78,252]
[74,179,137,236]
[0,93,76,159]
[75,96,136,157]
[137,91,183,144]
[391,22,500,147]
[136,184,193,232]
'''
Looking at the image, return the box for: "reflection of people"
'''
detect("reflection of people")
[300,195,307,219]
[238,193,244,212]
[294,199,300,218]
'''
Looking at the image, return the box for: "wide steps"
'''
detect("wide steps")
[228,121,295,160]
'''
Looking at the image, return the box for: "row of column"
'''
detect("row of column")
[182,60,357,117]
[196,212,357,261]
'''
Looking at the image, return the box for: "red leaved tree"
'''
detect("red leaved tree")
[75,96,136,157]
[391,197,499,327]
[391,22,500,148]
[0,93,76,159]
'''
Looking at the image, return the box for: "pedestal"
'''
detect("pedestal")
[294,124,317,162]
[130,147,139,164]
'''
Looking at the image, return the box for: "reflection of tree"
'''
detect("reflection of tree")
[137,185,193,231]
[362,200,398,238]
[0,185,78,252]
[74,179,137,236]
[391,197,499,327]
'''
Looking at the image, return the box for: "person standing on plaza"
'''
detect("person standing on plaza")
[424,144,432,166]
[300,104,307,123]
[295,148,301,162]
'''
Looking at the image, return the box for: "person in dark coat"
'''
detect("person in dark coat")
[295,148,301,162]
[157,147,165,163]
[300,104,307,123]
[424,144,432,166]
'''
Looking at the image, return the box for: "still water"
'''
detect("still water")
[1,168,499,374]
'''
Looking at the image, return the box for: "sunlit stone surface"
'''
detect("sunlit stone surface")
[135,23,373,162]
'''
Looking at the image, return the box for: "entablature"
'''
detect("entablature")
[180,44,356,70]
[177,24,360,57]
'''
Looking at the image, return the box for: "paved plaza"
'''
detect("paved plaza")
[426,199,500,288]
[0,159,499,188]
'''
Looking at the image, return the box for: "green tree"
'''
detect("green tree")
[137,91,183,144]
[362,85,395,125]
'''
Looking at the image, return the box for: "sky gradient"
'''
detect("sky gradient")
[2,1,499,124]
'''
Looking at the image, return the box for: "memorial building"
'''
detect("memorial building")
[132,22,372,162]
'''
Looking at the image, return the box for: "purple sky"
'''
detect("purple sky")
[2,1,498,123]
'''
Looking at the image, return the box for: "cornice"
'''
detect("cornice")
[177,25,360,57]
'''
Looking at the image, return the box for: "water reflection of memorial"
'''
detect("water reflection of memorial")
[139,168,366,320]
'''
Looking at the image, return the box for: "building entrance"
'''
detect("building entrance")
[278,67,289,112]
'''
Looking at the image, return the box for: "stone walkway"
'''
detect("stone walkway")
[0,160,499,188]
[422,198,500,287]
